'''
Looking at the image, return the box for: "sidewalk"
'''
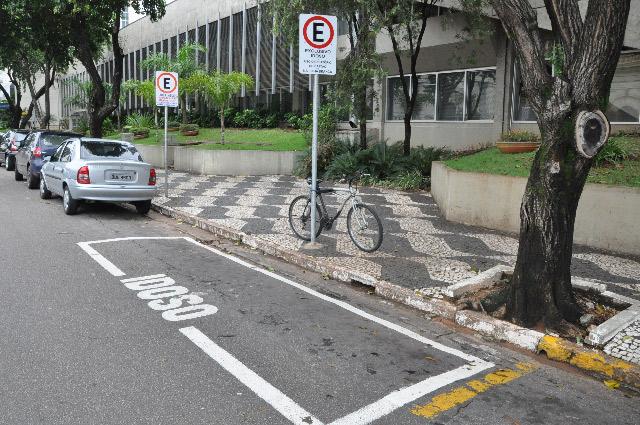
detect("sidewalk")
[153,172,640,369]
[155,172,640,297]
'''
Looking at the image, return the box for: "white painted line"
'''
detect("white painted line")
[328,364,488,425]
[78,236,496,425]
[180,326,324,425]
[77,242,126,277]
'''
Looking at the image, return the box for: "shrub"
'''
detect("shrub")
[126,113,155,129]
[75,116,89,134]
[180,123,199,132]
[594,138,630,167]
[233,109,263,128]
[102,117,115,134]
[168,120,180,128]
[500,130,540,144]
[131,127,150,135]
[263,113,279,128]
[401,146,451,176]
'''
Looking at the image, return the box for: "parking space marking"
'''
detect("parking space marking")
[181,326,324,425]
[77,242,126,277]
[77,236,495,425]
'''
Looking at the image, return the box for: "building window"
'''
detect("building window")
[512,67,537,122]
[387,76,409,121]
[437,72,465,121]
[466,70,495,120]
[413,74,436,120]
[606,64,640,123]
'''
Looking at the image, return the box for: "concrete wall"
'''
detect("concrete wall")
[172,147,301,175]
[136,144,176,167]
[431,162,640,256]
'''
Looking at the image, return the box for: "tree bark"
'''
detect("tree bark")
[507,114,588,327]
[489,0,631,328]
[180,94,188,124]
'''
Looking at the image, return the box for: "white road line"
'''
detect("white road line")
[78,236,496,424]
[328,364,488,425]
[77,242,126,277]
[180,326,324,425]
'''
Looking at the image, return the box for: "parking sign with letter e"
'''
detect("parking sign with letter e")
[299,14,337,75]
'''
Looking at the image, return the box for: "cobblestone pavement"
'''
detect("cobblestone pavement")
[604,319,640,365]
[155,172,640,297]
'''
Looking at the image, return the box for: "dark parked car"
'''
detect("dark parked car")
[1,129,31,171]
[14,130,83,188]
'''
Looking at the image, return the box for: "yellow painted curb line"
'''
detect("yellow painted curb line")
[411,362,537,418]
[537,335,640,389]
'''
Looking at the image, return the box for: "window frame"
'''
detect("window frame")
[385,66,497,123]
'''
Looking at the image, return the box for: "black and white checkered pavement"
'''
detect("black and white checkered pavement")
[154,172,640,300]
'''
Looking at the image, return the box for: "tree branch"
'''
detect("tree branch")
[489,0,551,110]
[570,0,631,107]
[542,0,583,58]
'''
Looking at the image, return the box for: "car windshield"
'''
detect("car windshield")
[13,132,28,142]
[80,141,143,162]
[41,134,71,147]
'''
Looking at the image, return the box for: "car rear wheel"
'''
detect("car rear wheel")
[5,156,14,171]
[134,200,152,215]
[63,186,79,215]
[14,166,23,181]
[27,166,39,189]
[40,175,52,199]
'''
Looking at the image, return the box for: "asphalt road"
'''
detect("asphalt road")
[0,167,638,425]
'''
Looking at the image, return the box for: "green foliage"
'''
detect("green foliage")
[594,138,630,167]
[500,130,540,144]
[284,112,305,129]
[126,113,154,129]
[102,117,115,134]
[232,109,280,128]
[180,123,199,132]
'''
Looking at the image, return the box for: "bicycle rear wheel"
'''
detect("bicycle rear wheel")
[347,203,383,252]
[288,195,323,241]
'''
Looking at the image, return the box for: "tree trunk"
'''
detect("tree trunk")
[0,74,24,128]
[507,116,589,329]
[71,11,123,138]
[358,87,368,149]
[403,113,412,156]
[180,94,188,124]
[41,63,52,129]
[220,108,225,144]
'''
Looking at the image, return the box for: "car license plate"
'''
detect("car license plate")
[107,171,135,181]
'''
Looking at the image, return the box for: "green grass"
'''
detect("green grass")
[107,127,306,151]
[445,135,640,188]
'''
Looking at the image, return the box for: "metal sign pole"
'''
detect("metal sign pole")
[164,105,169,198]
[310,73,320,243]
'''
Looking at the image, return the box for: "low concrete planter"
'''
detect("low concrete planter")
[133,144,301,175]
[431,161,640,256]
[173,148,302,176]
[135,144,177,168]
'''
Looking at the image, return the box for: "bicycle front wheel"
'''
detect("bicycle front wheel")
[288,195,323,241]
[347,203,383,252]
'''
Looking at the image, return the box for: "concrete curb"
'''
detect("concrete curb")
[537,335,640,390]
[151,201,640,390]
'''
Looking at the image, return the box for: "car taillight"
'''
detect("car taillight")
[34,146,42,158]
[77,166,90,184]
[148,168,156,186]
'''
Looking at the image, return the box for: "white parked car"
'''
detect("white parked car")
[40,138,157,215]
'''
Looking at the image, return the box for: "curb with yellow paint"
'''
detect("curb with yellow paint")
[411,363,537,419]
[537,335,640,390]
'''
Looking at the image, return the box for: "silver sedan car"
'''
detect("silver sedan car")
[40,138,158,215]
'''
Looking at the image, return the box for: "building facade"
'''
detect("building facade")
[47,0,640,149]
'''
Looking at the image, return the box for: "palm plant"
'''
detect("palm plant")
[139,43,206,124]
[187,70,253,143]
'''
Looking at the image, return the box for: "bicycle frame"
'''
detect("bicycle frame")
[314,185,360,229]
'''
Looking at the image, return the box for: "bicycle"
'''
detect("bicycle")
[288,173,383,252]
